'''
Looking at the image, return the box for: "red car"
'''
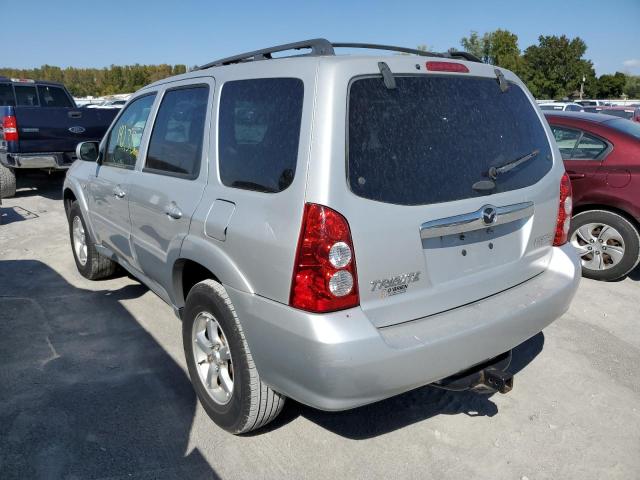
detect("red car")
[598,105,640,123]
[544,111,640,280]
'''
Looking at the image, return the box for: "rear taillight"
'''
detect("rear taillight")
[553,173,573,246]
[290,203,359,313]
[2,115,18,142]
[425,61,469,73]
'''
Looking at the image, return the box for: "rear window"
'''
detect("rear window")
[539,104,564,111]
[15,85,38,106]
[348,76,553,205]
[218,78,304,193]
[606,118,640,140]
[0,84,15,106]
[37,85,73,107]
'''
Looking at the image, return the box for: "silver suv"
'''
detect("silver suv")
[63,39,581,434]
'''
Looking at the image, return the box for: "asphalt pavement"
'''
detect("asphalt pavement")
[1,172,639,479]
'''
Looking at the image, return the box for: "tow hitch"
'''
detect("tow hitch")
[433,351,514,394]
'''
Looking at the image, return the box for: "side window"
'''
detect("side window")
[15,85,39,106]
[38,86,73,107]
[551,126,581,159]
[144,86,209,178]
[573,133,608,160]
[0,84,15,106]
[218,78,304,193]
[103,94,156,169]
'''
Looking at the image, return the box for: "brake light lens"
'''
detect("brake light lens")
[2,115,18,142]
[426,61,469,73]
[290,203,359,313]
[553,173,573,246]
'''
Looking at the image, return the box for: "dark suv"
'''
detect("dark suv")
[545,111,640,280]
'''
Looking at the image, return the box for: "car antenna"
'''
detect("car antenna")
[495,68,509,93]
[378,62,396,89]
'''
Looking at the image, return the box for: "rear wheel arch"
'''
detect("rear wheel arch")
[173,259,221,308]
[572,203,640,232]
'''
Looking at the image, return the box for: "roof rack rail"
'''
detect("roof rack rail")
[193,38,482,70]
[193,38,335,70]
[331,42,444,59]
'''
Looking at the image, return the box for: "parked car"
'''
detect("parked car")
[575,100,610,107]
[539,102,585,112]
[545,111,640,280]
[0,77,119,198]
[63,39,580,433]
[597,106,640,123]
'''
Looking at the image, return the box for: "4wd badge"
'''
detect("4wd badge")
[371,271,421,298]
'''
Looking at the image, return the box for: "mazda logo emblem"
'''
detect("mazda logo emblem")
[482,206,498,225]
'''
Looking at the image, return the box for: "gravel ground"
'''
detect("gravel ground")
[1,172,639,480]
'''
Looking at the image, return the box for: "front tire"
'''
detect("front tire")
[183,279,285,434]
[569,209,640,281]
[68,201,117,280]
[0,164,16,199]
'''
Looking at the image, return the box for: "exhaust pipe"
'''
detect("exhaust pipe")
[433,351,514,394]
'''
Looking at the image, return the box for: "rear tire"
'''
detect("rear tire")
[569,209,640,281]
[68,201,117,280]
[0,164,16,199]
[183,279,285,434]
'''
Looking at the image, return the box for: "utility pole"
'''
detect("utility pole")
[579,75,586,100]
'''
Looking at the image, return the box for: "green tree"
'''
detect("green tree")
[624,75,640,98]
[460,31,490,61]
[460,29,522,74]
[520,35,596,99]
[597,72,627,98]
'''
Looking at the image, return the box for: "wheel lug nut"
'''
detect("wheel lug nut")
[595,251,600,255]
[590,239,595,243]
[587,246,592,251]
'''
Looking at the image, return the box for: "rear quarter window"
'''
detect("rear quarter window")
[348,75,553,205]
[218,78,304,193]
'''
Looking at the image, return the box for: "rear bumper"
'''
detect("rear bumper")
[227,243,581,411]
[0,151,74,170]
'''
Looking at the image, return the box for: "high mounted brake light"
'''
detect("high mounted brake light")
[553,173,573,246]
[425,61,469,73]
[2,115,18,142]
[290,203,359,313]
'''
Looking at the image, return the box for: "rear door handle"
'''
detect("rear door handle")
[112,186,126,198]
[165,202,183,220]
[567,171,586,179]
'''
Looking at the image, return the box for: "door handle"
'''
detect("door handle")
[112,186,126,198]
[165,202,183,220]
[567,171,586,179]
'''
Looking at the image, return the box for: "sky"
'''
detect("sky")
[1,0,639,76]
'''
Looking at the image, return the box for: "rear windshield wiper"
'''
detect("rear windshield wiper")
[487,149,539,180]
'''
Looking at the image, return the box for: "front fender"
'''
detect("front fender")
[63,169,97,243]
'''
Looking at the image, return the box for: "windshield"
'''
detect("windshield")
[606,118,640,140]
[600,109,634,120]
[348,75,553,205]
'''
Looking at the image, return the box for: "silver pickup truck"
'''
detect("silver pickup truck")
[63,39,581,434]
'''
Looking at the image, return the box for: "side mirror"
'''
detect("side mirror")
[76,141,100,163]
